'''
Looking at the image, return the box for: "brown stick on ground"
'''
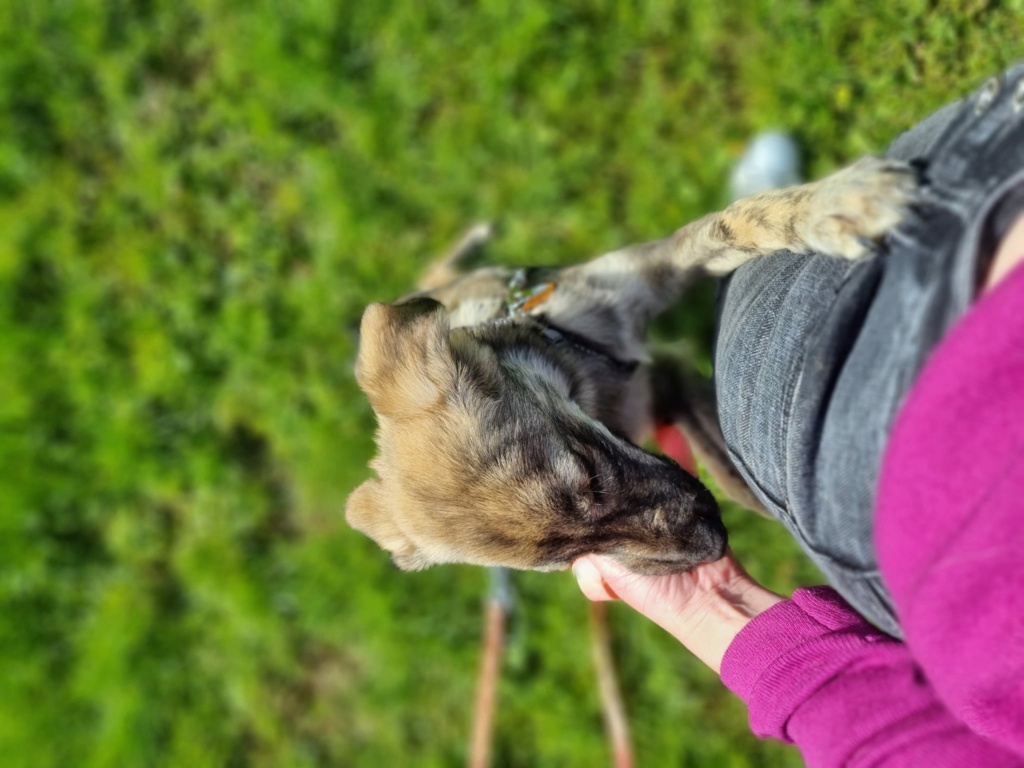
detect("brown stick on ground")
[468,568,510,768]
[589,601,635,768]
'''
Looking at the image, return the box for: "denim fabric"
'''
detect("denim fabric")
[715,62,1024,637]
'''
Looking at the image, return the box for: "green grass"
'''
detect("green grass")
[1,1,1021,765]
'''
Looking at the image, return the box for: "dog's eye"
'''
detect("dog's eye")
[547,486,591,517]
[570,452,607,514]
[584,466,605,503]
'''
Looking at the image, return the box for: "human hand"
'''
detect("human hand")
[573,550,784,674]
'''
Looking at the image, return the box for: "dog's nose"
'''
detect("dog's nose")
[676,484,727,563]
[689,484,720,518]
[686,511,728,564]
[652,489,727,566]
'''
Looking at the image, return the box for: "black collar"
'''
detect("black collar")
[533,316,639,375]
[501,269,640,375]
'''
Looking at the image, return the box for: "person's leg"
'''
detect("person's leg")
[714,62,1024,636]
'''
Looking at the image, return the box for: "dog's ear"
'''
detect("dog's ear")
[345,480,430,570]
[355,297,456,419]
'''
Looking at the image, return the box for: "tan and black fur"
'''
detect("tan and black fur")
[347,157,917,575]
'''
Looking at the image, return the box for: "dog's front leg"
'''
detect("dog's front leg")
[691,156,918,274]
[564,157,918,321]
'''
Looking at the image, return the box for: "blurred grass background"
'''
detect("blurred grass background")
[1,1,1021,766]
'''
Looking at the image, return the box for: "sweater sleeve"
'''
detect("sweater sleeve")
[875,261,1024,755]
[720,588,1021,767]
[719,263,1024,766]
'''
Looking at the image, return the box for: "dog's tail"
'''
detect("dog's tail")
[418,222,495,291]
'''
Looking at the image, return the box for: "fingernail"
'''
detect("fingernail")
[572,557,598,586]
[572,557,619,601]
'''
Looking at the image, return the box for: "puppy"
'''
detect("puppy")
[347,158,917,575]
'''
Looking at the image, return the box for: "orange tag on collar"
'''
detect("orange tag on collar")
[519,282,555,312]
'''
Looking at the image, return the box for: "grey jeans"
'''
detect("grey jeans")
[714,63,1024,637]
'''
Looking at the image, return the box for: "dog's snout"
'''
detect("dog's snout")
[685,509,728,564]
[686,483,719,515]
[667,482,726,564]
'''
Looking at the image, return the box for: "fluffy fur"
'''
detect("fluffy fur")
[347,157,917,575]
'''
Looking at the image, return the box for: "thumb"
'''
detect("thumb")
[572,556,620,601]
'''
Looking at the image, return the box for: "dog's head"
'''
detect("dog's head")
[346,296,726,575]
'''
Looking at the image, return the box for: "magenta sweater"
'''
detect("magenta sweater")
[720,261,1024,767]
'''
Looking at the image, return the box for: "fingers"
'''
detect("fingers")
[573,554,693,627]
[572,552,783,674]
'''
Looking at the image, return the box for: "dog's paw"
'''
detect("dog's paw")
[804,157,919,260]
